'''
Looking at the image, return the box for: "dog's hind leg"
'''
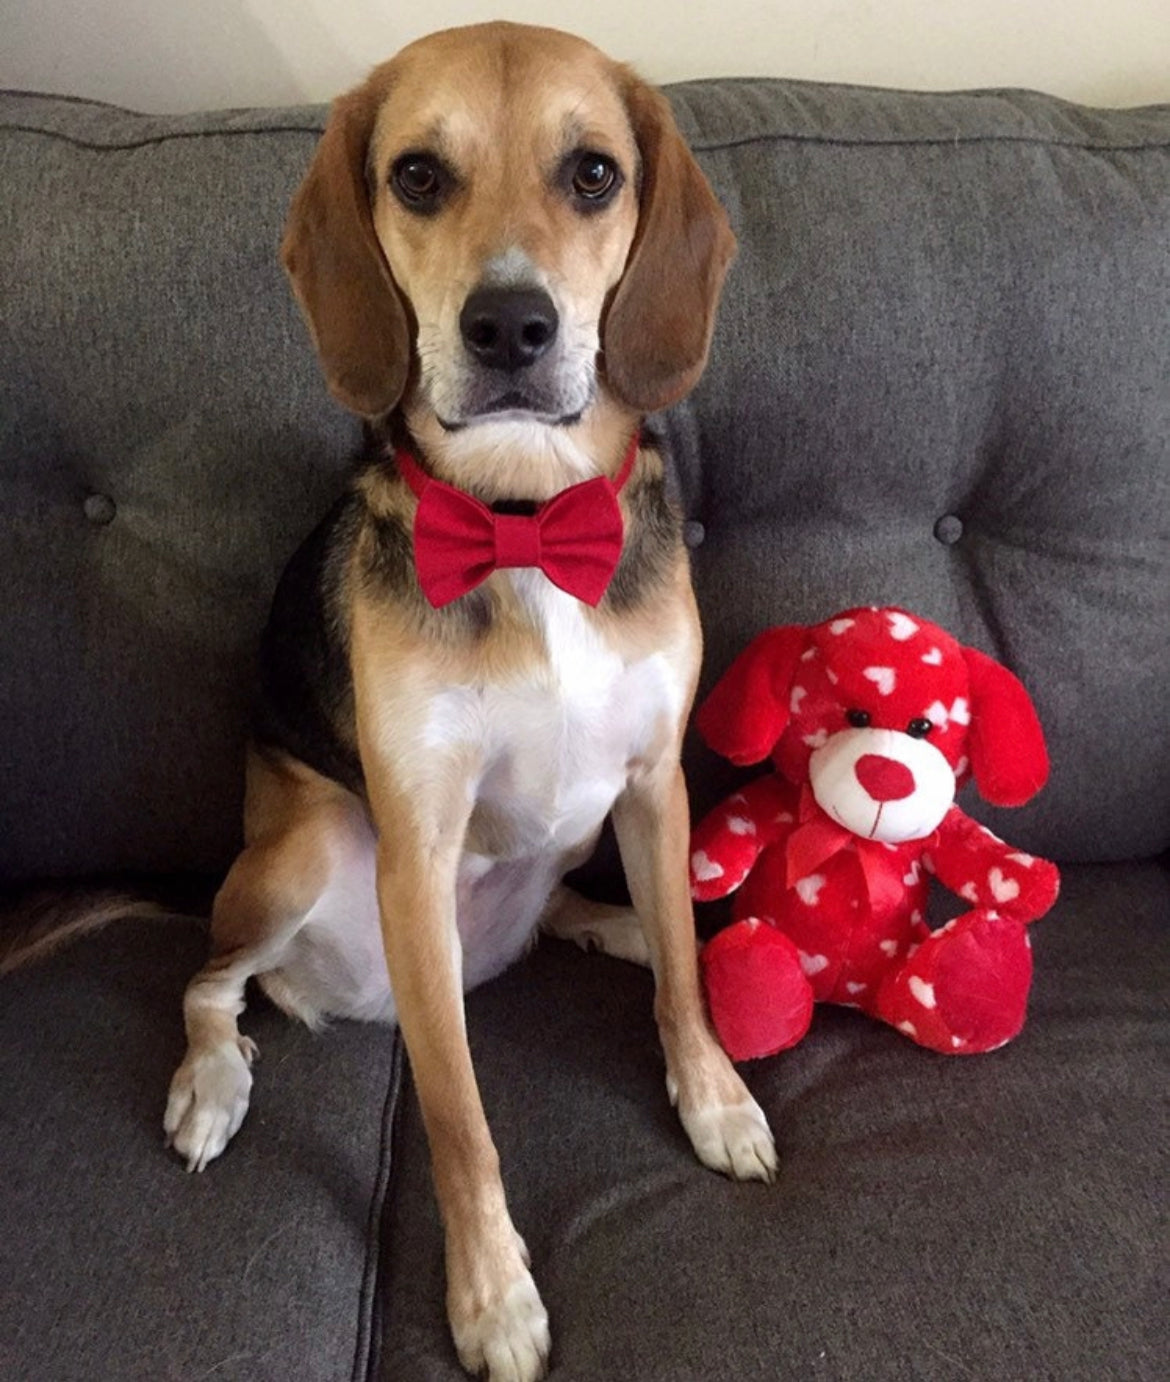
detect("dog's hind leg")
[541,886,651,966]
[164,750,371,1171]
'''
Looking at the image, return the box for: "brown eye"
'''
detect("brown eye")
[571,152,619,202]
[392,154,445,209]
[906,717,934,738]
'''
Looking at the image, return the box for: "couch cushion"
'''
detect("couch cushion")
[376,861,1169,1380]
[2,81,1168,881]
[0,915,402,1382]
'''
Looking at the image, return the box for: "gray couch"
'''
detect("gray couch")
[2,74,1167,1382]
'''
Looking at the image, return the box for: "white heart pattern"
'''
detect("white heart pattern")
[926,699,950,729]
[863,666,897,696]
[988,867,1020,903]
[829,618,855,635]
[726,815,756,836]
[887,612,919,641]
[795,873,827,906]
[799,951,829,976]
[691,850,724,882]
[908,976,937,1009]
[921,647,943,666]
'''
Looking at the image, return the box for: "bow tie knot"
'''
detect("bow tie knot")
[395,434,640,609]
[492,511,544,570]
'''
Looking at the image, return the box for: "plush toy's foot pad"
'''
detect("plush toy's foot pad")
[876,909,1033,1054]
[700,918,814,1062]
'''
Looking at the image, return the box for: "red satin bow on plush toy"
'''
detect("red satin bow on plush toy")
[785,784,909,919]
[396,435,639,608]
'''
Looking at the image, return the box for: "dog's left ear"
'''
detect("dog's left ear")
[603,74,736,413]
[961,647,1051,806]
[281,72,411,418]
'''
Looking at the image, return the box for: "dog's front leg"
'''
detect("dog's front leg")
[365,769,550,1381]
[613,756,778,1182]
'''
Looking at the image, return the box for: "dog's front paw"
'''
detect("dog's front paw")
[676,1090,778,1183]
[164,1037,256,1173]
[449,1237,550,1382]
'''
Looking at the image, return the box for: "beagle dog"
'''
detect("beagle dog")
[164,22,777,1381]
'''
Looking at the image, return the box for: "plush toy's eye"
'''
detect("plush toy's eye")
[906,717,934,738]
[846,709,871,729]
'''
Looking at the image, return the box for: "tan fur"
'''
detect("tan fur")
[164,23,771,1381]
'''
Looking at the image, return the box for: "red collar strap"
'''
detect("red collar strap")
[394,432,641,608]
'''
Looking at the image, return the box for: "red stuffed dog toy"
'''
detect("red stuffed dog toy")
[691,606,1060,1061]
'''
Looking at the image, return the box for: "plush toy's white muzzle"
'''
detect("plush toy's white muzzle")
[808,728,955,843]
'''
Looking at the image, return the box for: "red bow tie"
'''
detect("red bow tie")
[395,434,639,608]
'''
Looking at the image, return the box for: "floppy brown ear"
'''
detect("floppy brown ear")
[603,75,736,413]
[281,75,410,418]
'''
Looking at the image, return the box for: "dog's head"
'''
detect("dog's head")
[281,22,735,439]
[697,607,1051,844]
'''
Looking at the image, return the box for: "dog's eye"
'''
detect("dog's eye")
[906,717,934,739]
[846,709,871,729]
[391,154,446,209]
[570,152,620,203]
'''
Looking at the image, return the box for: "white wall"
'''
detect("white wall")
[3,0,1168,113]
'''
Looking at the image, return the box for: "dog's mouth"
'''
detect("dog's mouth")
[437,394,585,432]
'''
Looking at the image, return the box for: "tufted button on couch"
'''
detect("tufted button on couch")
[2,76,1167,1381]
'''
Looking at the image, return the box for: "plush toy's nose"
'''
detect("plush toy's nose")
[855,754,916,802]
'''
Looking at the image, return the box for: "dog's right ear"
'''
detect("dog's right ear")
[281,76,410,418]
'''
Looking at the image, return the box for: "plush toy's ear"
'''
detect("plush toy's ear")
[696,626,809,766]
[961,647,1050,806]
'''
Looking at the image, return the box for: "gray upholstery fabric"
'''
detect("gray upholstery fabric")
[0,869,1163,1382]
[2,80,1169,884]
[1,96,355,881]
[378,862,1169,1380]
[0,915,401,1382]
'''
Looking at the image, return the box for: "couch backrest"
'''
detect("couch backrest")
[2,80,1168,882]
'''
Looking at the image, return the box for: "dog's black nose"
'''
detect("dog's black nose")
[459,287,559,371]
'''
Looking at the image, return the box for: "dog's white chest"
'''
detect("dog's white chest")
[427,577,682,857]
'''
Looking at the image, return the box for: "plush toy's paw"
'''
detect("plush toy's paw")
[875,909,1033,1054]
[938,830,1061,922]
[998,852,1060,918]
[689,830,759,902]
[700,918,814,1061]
